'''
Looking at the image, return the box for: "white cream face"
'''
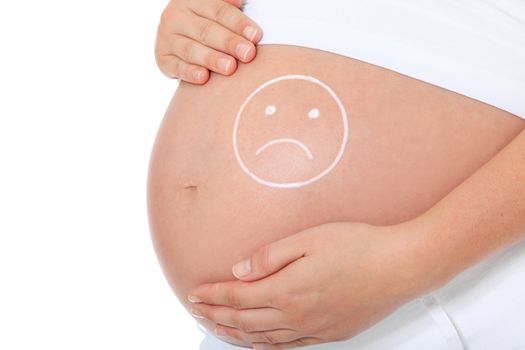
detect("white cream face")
[232,75,349,189]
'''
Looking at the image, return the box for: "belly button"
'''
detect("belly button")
[182,183,198,191]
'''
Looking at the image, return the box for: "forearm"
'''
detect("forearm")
[415,127,525,289]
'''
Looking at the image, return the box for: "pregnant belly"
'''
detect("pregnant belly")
[146,45,524,340]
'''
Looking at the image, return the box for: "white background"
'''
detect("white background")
[0,1,202,349]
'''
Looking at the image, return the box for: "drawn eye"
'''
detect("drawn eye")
[308,108,320,119]
[265,105,276,116]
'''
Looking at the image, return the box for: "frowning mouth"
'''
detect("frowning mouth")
[255,138,314,159]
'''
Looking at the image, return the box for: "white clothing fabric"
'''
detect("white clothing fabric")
[244,0,525,120]
[198,1,525,348]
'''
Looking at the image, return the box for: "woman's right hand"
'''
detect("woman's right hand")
[155,0,262,84]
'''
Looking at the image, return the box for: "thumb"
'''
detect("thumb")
[231,234,308,281]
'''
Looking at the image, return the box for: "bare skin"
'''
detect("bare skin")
[187,127,525,349]
[147,44,525,348]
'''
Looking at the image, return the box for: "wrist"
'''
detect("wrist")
[395,215,461,298]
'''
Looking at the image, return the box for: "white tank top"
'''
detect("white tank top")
[243,0,525,121]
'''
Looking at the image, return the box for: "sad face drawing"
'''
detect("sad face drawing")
[232,75,349,189]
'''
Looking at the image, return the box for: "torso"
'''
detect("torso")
[147,45,524,341]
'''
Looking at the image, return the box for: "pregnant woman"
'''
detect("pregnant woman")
[148,1,525,349]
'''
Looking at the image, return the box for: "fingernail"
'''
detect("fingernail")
[217,57,232,73]
[190,307,205,319]
[192,70,203,81]
[188,295,202,303]
[236,42,252,61]
[214,327,226,337]
[232,258,251,278]
[243,26,258,42]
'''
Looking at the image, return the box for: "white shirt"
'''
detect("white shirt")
[243,0,525,120]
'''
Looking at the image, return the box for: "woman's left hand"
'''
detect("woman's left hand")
[187,220,446,349]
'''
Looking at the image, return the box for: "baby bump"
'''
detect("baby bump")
[146,45,525,334]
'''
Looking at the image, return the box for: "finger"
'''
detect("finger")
[156,54,210,83]
[168,34,238,75]
[252,337,323,350]
[192,304,290,332]
[189,0,262,43]
[232,232,310,281]
[169,14,256,63]
[188,279,275,309]
[215,324,302,345]
[158,55,209,84]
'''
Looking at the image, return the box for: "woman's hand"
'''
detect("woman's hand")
[187,220,449,349]
[155,0,261,84]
